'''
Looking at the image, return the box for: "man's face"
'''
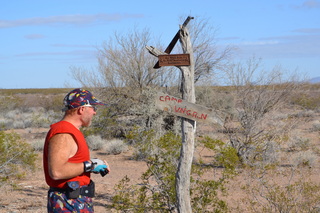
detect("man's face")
[80,106,97,127]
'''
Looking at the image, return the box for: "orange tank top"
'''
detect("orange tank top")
[43,120,91,188]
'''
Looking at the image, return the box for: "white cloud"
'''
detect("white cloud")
[302,0,320,8]
[24,34,46,39]
[51,43,93,48]
[228,33,320,59]
[15,49,96,57]
[240,40,279,46]
[293,0,320,9]
[293,28,320,34]
[0,13,144,28]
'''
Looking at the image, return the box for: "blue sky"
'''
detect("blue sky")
[0,0,319,89]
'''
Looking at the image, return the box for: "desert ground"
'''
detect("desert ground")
[0,131,148,213]
[1,113,320,213]
[1,88,320,212]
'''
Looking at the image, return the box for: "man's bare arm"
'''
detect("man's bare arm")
[48,134,85,180]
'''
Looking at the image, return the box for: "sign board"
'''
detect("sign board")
[158,54,190,67]
[155,92,223,125]
[153,16,194,69]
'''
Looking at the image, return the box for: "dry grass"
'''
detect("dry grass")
[0,85,319,212]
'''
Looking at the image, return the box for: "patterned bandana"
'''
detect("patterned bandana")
[63,88,106,110]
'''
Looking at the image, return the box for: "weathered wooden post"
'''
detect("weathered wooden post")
[174,22,195,213]
[146,16,222,213]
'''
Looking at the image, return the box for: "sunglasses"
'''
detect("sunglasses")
[83,104,97,112]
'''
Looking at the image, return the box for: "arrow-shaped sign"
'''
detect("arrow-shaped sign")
[155,92,224,125]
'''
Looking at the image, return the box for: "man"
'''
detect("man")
[43,88,110,213]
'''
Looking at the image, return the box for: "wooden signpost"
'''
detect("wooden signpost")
[146,16,223,213]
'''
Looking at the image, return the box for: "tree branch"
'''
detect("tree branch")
[145,46,167,57]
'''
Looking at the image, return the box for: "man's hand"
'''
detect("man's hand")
[91,158,109,176]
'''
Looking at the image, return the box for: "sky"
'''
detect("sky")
[0,0,319,89]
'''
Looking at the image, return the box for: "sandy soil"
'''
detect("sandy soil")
[0,149,148,213]
[1,110,319,212]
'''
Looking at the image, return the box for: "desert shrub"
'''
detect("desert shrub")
[86,135,128,154]
[0,131,37,184]
[200,136,240,175]
[311,120,320,132]
[221,58,299,167]
[0,95,22,112]
[42,94,66,112]
[112,131,179,212]
[0,107,59,130]
[0,109,27,130]
[192,137,239,212]
[0,118,13,130]
[86,135,106,151]
[125,127,164,160]
[31,139,45,151]
[111,132,236,212]
[293,150,317,168]
[82,107,120,139]
[195,86,235,115]
[240,168,320,212]
[30,107,59,128]
[293,110,316,118]
[287,136,310,152]
[105,139,128,155]
[291,92,320,110]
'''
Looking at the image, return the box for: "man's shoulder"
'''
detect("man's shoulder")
[48,121,78,136]
[51,121,74,129]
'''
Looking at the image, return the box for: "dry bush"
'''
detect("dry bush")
[30,139,45,151]
[86,135,106,151]
[311,120,320,132]
[105,139,128,155]
[0,107,59,130]
[293,150,318,168]
[237,166,320,213]
[221,58,300,165]
[86,135,128,155]
[195,86,235,115]
[287,136,310,152]
[290,86,320,110]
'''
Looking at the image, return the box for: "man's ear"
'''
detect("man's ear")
[77,106,85,115]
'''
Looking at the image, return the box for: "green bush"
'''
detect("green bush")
[111,131,237,212]
[0,131,37,184]
[112,131,179,212]
[200,136,240,176]
[126,127,158,160]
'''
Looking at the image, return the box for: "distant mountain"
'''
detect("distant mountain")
[309,77,320,84]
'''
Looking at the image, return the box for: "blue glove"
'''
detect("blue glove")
[91,158,108,174]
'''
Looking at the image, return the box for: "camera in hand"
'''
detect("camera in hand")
[100,169,109,177]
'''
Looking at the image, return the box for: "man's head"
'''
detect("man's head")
[63,88,106,111]
[62,89,106,127]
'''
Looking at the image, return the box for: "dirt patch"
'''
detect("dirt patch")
[1,111,320,212]
[0,149,147,213]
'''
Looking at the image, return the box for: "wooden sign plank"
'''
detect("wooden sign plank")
[153,16,194,69]
[155,92,224,125]
[158,54,190,67]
